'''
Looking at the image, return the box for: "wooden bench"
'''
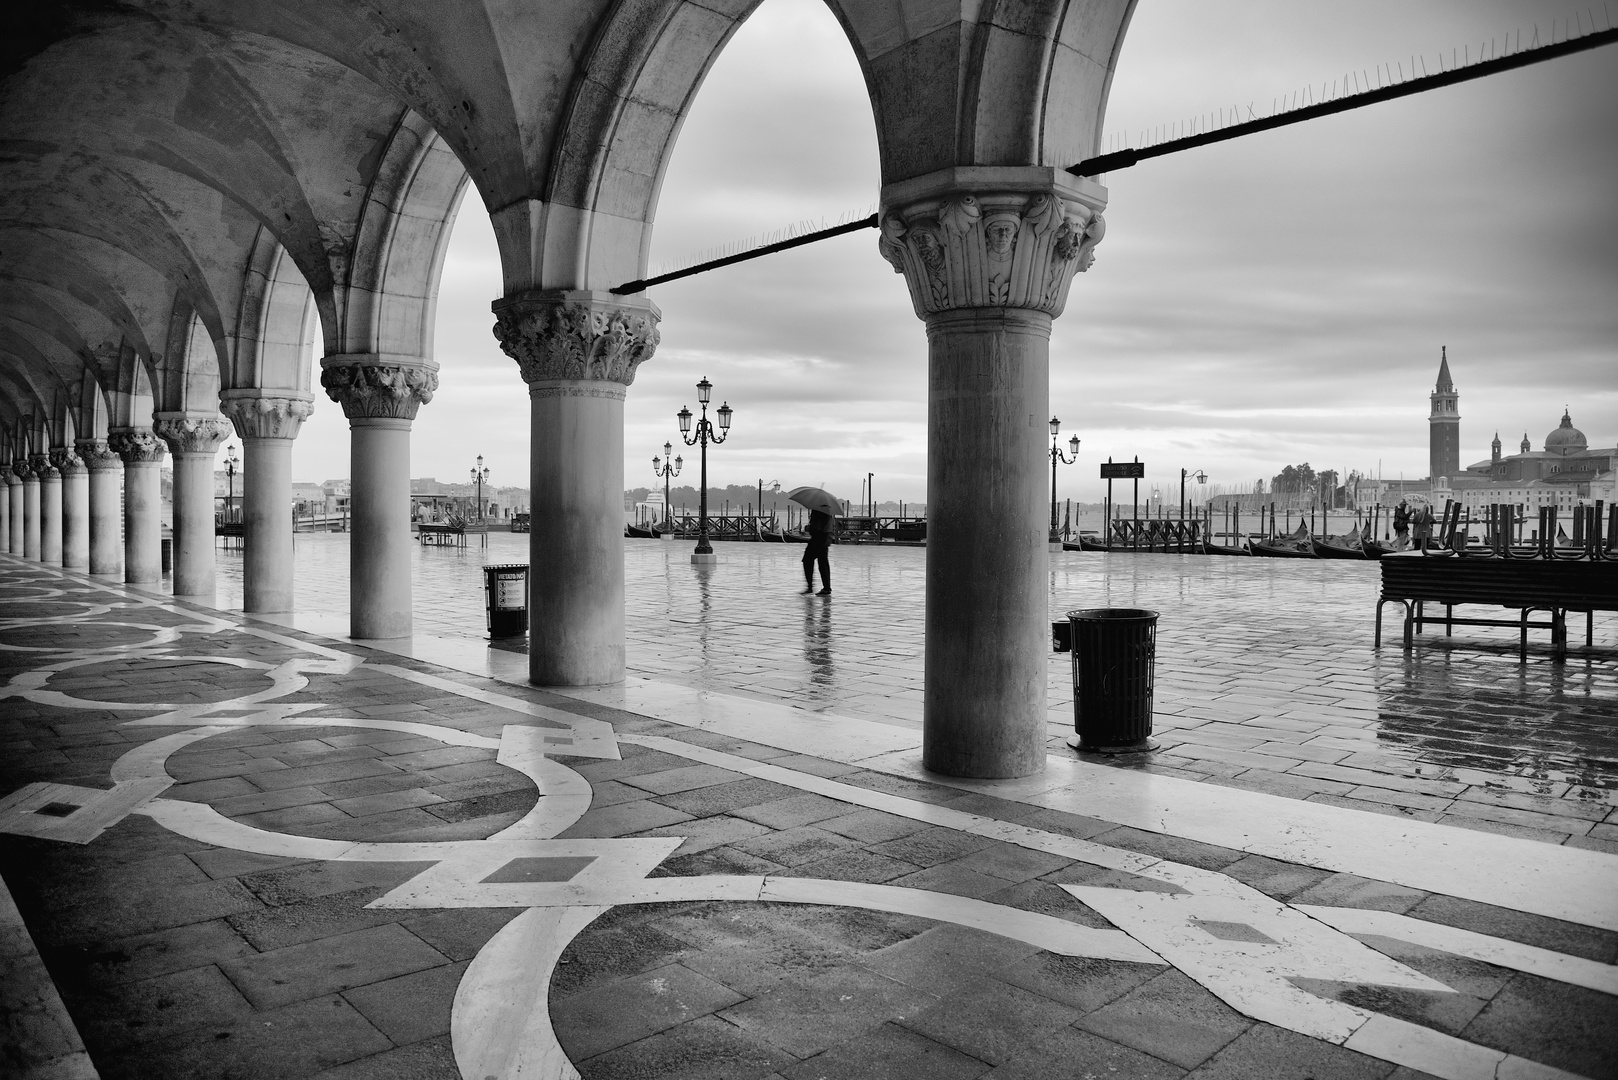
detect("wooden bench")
[1375,553,1618,660]
[417,523,466,548]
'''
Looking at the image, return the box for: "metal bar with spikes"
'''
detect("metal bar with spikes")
[1069,26,1618,178]
[611,214,879,295]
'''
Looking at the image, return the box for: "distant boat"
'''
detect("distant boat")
[1202,537,1251,556]
[1252,523,1316,558]
[758,525,786,542]
[1311,532,1366,560]
[783,529,809,543]
[879,522,927,542]
[625,524,656,539]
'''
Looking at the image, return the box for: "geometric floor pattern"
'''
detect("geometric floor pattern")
[3,554,1616,1079]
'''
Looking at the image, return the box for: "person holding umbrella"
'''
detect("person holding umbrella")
[788,486,839,595]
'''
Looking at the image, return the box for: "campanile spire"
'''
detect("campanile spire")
[1428,346,1460,480]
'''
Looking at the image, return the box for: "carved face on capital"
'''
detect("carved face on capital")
[984,215,1019,260]
[911,227,945,274]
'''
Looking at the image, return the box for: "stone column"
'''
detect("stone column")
[320,358,437,638]
[55,449,89,570]
[493,292,660,685]
[79,441,123,576]
[220,391,314,612]
[35,454,62,566]
[108,429,166,584]
[878,167,1107,778]
[155,415,233,599]
[20,461,41,561]
[0,472,10,552]
[4,472,18,555]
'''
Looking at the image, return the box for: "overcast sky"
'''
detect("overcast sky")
[285,0,1618,506]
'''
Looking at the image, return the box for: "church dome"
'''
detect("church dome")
[1545,410,1587,455]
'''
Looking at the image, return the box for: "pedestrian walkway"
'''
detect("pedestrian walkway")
[3,552,1616,1079]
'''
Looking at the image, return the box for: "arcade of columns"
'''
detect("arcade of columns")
[0,0,1131,779]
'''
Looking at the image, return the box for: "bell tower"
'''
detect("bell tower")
[1428,346,1460,481]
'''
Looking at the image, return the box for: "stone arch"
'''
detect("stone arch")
[335,110,471,365]
[230,229,319,394]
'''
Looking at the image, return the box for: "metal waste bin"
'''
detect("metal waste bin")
[1066,608,1158,753]
[483,563,528,639]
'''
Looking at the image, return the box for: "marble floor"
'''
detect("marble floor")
[3,547,1616,1079]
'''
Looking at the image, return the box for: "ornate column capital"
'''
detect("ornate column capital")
[220,390,315,440]
[107,428,168,465]
[877,167,1108,320]
[13,458,34,481]
[28,453,56,480]
[320,355,438,421]
[154,414,233,455]
[48,448,83,476]
[491,291,661,394]
[75,439,122,472]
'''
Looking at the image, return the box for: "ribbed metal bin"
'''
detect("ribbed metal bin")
[1067,607,1158,753]
[483,563,529,639]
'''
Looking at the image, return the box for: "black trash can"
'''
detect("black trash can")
[483,563,529,639]
[1067,608,1159,753]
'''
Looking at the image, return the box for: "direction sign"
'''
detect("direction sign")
[1100,461,1145,479]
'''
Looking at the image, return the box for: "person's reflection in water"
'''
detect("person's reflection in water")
[803,596,834,699]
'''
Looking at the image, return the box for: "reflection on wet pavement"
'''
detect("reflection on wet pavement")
[214,534,1617,851]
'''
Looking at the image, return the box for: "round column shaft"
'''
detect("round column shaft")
[924,308,1050,776]
[110,430,166,585]
[220,392,314,614]
[878,167,1108,778]
[349,418,413,637]
[492,291,660,686]
[156,416,233,599]
[58,450,89,569]
[39,465,63,565]
[80,442,124,576]
[321,359,437,640]
[23,472,41,560]
[3,476,16,554]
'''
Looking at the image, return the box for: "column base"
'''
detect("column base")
[690,552,718,565]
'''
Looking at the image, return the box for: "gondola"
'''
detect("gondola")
[758,525,786,542]
[625,523,656,539]
[1077,536,1111,552]
[1202,539,1251,556]
[1251,523,1316,558]
[782,529,809,543]
[1311,533,1367,560]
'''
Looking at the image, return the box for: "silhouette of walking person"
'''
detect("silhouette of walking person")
[802,509,833,595]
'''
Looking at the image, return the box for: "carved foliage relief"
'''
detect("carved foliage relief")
[48,448,83,475]
[492,300,660,388]
[320,364,439,421]
[107,430,167,464]
[154,417,233,455]
[878,189,1106,319]
[219,394,315,440]
[75,440,122,472]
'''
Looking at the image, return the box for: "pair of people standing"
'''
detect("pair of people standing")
[1392,499,1435,552]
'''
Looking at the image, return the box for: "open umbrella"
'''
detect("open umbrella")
[786,486,841,518]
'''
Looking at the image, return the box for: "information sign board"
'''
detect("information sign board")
[1100,461,1145,479]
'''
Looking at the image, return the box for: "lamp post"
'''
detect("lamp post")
[677,377,732,563]
[652,441,682,531]
[1179,467,1207,520]
[224,444,238,523]
[1048,418,1080,542]
[470,455,490,524]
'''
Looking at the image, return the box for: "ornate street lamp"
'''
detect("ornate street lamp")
[1179,467,1207,520]
[678,377,732,562]
[224,444,239,523]
[1048,418,1080,541]
[652,441,682,530]
[470,454,490,524]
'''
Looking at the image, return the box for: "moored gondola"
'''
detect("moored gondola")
[1202,538,1251,555]
[1251,523,1316,558]
[1311,533,1367,559]
[625,523,656,539]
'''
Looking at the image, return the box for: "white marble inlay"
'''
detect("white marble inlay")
[453,904,604,1080]
[1299,905,1618,997]
[371,662,621,760]
[0,778,172,844]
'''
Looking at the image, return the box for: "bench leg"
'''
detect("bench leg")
[1520,609,1529,662]
[1588,609,1595,647]
[1445,603,1453,638]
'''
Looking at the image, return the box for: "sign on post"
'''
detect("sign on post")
[1100,461,1145,479]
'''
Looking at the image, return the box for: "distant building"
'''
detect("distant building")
[1429,346,1460,481]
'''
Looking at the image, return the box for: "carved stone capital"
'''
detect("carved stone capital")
[154,415,233,455]
[320,357,438,420]
[107,429,167,464]
[29,453,57,480]
[12,458,33,481]
[878,169,1107,320]
[219,391,315,440]
[75,440,122,472]
[48,448,83,476]
[491,292,661,388]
